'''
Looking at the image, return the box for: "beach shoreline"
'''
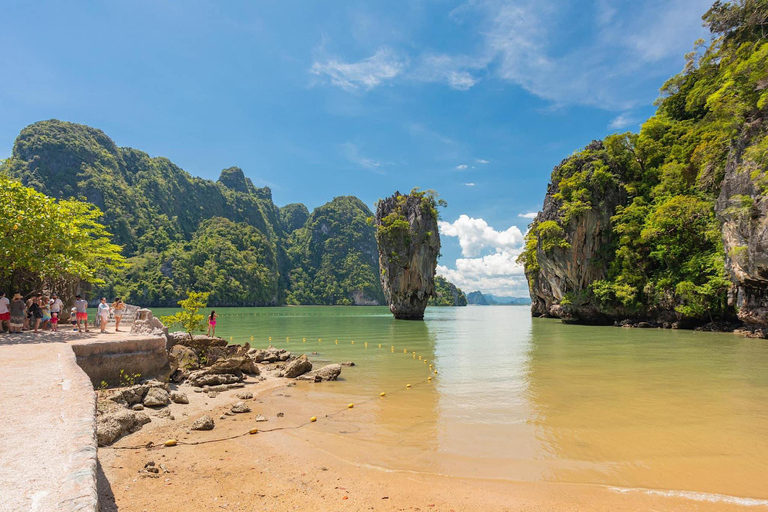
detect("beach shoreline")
[96,369,758,512]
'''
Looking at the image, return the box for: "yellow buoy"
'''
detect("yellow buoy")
[424,360,427,364]
[348,403,354,409]
[268,337,272,341]
[229,336,233,341]
[310,416,317,422]
[428,376,432,381]
[249,428,259,435]
[380,392,386,397]
[303,338,306,343]
[351,341,355,344]
[413,353,416,359]
[378,344,382,349]
[403,349,407,354]
[406,384,411,389]
[164,439,177,447]
[364,342,368,348]
[429,364,432,368]
[418,355,422,360]
[250,336,254,341]
[434,370,438,374]
[335,340,339,344]
[424,359,428,364]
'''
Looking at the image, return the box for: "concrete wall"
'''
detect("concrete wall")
[70,335,169,387]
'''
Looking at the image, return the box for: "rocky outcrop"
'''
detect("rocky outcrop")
[716,135,768,333]
[283,354,312,378]
[374,191,441,320]
[248,347,291,363]
[526,142,626,324]
[191,415,215,431]
[296,363,342,382]
[96,400,151,446]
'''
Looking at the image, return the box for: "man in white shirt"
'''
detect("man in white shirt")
[0,291,10,333]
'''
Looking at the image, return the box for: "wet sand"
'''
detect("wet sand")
[97,374,756,512]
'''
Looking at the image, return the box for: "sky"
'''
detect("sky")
[0,0,714,296]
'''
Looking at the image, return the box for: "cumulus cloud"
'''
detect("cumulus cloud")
[437,251,528,296]
[455,164,468,170]
[518,212,537,219]
[439,215,524,257]
[464,182,476,187]
[311,47,405,92]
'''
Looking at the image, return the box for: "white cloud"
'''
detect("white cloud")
[438,215,528,295]
[476,159,490,164]
[518,212,537,219]
[413,54,482,90]
[439,214,524,257]
[340,142,386,173]
[455,164,468,170]
[464,182,476,187]
[311,47,405,92]
[608,112,638,130]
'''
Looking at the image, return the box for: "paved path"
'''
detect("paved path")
[0,329,166,511]
[0,340,97,512]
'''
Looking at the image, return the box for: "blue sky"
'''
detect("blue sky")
[0,0,713,295]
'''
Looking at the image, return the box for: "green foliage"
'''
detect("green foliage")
[428,276,468,306]
[160,291,210,339]
[0,176,125,290]
[535,221,571,253]
[285,197,384,305]
[118,369,141,387]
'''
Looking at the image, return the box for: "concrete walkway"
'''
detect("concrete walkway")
[0,329,168,511]
[0,340,97,512]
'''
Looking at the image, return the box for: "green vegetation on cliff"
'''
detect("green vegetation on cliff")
[428,276,468,306]
[286,196,384,305]
[0,120,382,306]
[521,0,768,323]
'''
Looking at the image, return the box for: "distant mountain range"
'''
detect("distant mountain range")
[466,291,531,306]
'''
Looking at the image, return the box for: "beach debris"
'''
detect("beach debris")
[170,391,189,404]
[283,354,312,378]
[231,402,251,414]
[191,415,215,431]
[236,391,253,400]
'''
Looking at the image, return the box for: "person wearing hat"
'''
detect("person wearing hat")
[9,293,26,333]
[0,291,10,333]
[74,294,89,333]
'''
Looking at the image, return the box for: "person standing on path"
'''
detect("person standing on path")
[9,293,26,333]
[97,297,111,333]
[28,296,42,333]
[207,310,217,337]
[50,293,63,332]
[75,294,89,333]
[40,296,51,331]
[0,291,10,333]
[112,298,125,332]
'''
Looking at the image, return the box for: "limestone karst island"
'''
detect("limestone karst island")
[1,1,768,511]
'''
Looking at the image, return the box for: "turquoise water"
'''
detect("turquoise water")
[154,305,768,500]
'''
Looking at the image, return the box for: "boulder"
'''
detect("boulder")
[296,363,342,382]
[191,415,215,431]
[96,402,151,446]
[248,347,291,363]
[169,345,199,375]
[110,380,170,406]
[231,402,251,414]
[143,387,171,407]
[170,391,189,404]
[209,356,259,375]
[187,369,243,387]
[283,354,312,378]
[236,391,253,400]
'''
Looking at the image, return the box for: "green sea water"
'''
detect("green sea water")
[153,305,768,502]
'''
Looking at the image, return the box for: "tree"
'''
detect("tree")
[0,176,124,291]
[160,291,210,341]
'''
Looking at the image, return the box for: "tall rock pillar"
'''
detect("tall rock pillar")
[374,190,441,320]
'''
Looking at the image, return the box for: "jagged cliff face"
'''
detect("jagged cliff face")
[375,192,441,320]
[527,142,626,324]
[717,136,768,330]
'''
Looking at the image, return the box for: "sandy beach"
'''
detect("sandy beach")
[96,371,754,512]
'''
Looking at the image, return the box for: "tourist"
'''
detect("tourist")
[97,297,110,333]
[50,294,63,332]
[9,293,26,333]
[75,294,89,333]
[28,296,42,333]
[70,306,78,330]
[40,295,51,331]
[112,297,125,332]
[0,291,9,333]
[207,310,217,337]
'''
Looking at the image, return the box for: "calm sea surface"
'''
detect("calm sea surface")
[153,305,768,501]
